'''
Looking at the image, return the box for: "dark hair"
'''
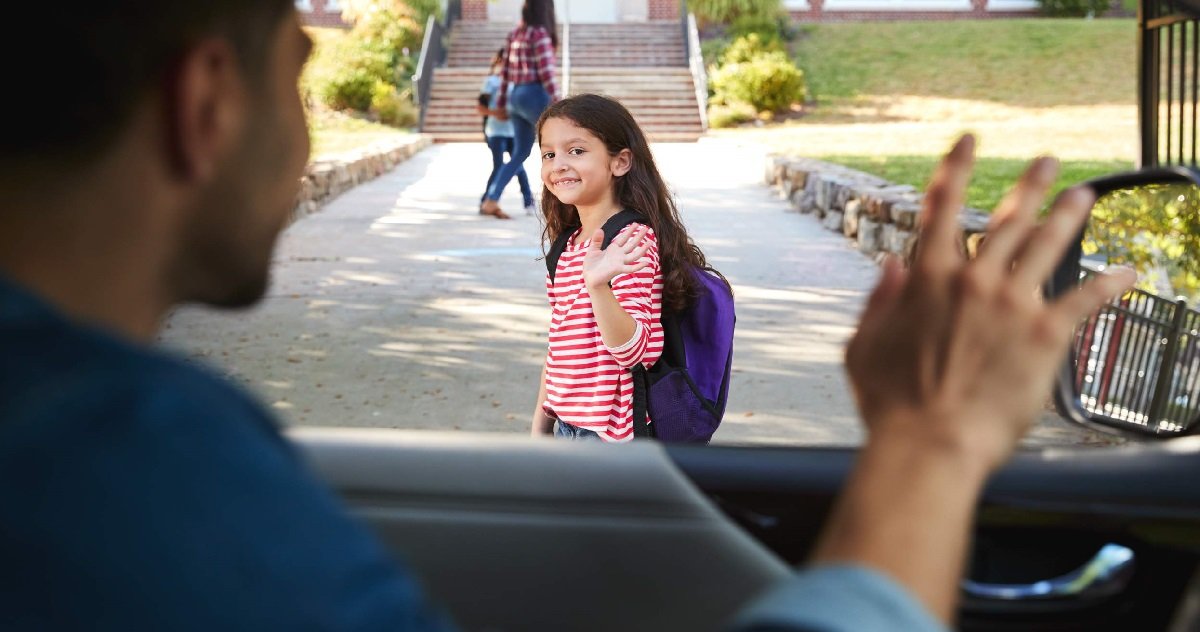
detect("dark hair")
[537,94,728,312]
[0,2,293,167]
[521,0,558,48]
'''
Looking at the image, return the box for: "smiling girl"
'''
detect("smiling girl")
[530,94,721,442]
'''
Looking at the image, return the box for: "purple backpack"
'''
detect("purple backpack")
[546,210,735,443]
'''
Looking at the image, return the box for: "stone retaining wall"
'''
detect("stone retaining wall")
[293,135,432,223]
[765,155,990,262]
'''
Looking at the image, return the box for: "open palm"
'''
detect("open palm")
[581,225,651,290]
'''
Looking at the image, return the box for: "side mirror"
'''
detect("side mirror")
[1048,167,1200,438]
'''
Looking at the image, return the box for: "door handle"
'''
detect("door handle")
[962,543,1135,601]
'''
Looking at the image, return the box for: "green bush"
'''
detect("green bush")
[708,102,759,128]
[312,36,393,111]
[727,14,786,44]
[370,81,417,127]
[1037,0,1110,17]
[690,0,782,26]
[710,47,806,113]
[701,37,732,68]
[719,32,785,65]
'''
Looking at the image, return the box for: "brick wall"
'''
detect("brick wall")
[298,0,349,28]
[649,0,680,20]
[462,0,488,21]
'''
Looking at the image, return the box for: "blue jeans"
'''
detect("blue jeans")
[486,83,550,202]
[482,135,534,207]
[554,420,603,441]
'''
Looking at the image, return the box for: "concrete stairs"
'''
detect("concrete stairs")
[421,20,703,143]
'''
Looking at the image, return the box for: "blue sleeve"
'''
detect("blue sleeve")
[731,565,947,632]
[0,363,456,631]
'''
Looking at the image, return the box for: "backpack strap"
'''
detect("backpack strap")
[545,209,647,282]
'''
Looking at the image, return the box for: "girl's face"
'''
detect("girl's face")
[539,117,631,210]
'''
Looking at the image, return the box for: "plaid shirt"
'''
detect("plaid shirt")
[496,24,560,110]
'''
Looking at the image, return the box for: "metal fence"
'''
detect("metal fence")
[1140,0,1200,166]
[1072,280,1200,434]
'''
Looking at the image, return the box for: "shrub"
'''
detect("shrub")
[690,0,783,26]
[708,102,759,128]
[727,14,786,45]
[701,37,732,68]
[1037,0,1111,17]
[370,81,418,127]
[719,32,785,65]
[710,47,806,113]
[312,36,392,111]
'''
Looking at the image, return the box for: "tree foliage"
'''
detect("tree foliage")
[1085,184,1200,301]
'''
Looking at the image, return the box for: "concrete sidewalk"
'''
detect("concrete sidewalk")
[161,139,1111,447]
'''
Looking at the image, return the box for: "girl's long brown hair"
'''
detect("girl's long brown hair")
[537,94,728,312]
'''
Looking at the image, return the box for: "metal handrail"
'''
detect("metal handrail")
[562,21,572,97]
[412,14,445,130]
[685,12,708,132]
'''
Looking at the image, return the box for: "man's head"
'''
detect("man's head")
[0,2,311,315]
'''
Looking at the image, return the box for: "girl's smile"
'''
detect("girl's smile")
[539,117,630,209]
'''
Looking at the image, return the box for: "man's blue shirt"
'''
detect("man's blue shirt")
[0,277,452,630]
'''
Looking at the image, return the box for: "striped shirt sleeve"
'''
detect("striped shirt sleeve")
[604,227,661,369]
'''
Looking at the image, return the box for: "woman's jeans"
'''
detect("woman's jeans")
[486,83,550,202]
[482,135,534,207]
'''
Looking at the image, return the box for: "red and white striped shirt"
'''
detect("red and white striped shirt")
[544,224,664,442]
[497,24,560,110]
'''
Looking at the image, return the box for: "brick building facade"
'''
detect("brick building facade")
[296,0,349,28]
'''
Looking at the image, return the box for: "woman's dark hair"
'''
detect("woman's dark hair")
[537,94,728,312]
[521,0,558,48]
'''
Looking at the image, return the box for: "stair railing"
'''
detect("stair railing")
[561,20,572,97]
[413,1,459,130]
[683,10,709,132]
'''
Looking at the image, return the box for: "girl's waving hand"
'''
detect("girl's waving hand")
[582,224,652,291]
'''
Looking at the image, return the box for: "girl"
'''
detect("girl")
[478,48,536,218]
[480,0,559,220]
[530,94,723,442]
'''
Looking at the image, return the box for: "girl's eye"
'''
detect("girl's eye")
[568,148,584,156]
[541,152,554,160]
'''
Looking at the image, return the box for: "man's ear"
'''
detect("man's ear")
[611,148,633,177]
[166,38,246,182]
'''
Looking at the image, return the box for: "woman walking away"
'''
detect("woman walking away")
[480,0,559,220]
[530,94,729,442]
[478,49,536,217]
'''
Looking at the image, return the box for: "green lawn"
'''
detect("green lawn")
[792,19,1137,107]
[309,111,411,158]
[824,155,1134,211]
[727,18,1140,209]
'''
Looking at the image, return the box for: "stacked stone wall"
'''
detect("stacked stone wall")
[765,155,991,262]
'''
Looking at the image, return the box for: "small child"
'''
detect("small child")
[478,49,535,219]
[530,94,725,442]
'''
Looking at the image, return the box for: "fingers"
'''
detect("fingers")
[1011,186,1094,290]
[1050,267,1136,332]
[915,134,975,274]
[861,255,907,322]
[975,157,1058,269]
[588,228,605,251]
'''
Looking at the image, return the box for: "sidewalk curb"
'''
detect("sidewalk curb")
[293,134,433,223]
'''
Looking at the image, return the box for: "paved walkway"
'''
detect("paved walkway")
[161,139,1112,447]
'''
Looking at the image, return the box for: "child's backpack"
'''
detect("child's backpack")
[546,210,735,443]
